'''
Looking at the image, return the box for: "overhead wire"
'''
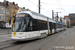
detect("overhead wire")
[57,0,69,13]
[41,2,75,6]
[28,0,38,6]
[28,0,69,14]
[28,0,51,13]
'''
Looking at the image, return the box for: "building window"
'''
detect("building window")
[66,17,69,19]
[0,16,1,19]
[6,12,10,15]
[14,10,15,12]
[0,16,4,20]
[0,9,4,14]
[6,17,8,20]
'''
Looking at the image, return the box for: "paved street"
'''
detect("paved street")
[0,34,11,42]
[0,27,74,50]
[0,28,12,34]
[0,28,11,42]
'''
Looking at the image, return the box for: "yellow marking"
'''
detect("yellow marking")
[13,32,16,37]
[52,29,54,34]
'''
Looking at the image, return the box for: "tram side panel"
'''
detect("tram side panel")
[56,24,60,32]
[60,24,62,31]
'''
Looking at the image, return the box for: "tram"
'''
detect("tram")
[10,11,66,41]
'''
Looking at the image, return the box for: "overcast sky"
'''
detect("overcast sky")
[0,0,75,18]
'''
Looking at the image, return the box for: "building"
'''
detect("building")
[64,16,70,27]
[8,2,19,25]
[54,16,63,22]
[69,14,75,26]
[0,2,10,22]
[3,0,19,26]
[0,0,19,28]
[0,2,10,28]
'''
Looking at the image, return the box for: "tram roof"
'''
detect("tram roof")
[17,11,56,23]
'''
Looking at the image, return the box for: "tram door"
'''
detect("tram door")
[49,22,52,34]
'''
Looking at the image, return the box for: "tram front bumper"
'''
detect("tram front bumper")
[11,36,39,41]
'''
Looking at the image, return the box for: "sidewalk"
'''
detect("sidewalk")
[0,34,11,42]
[0,29,11,42]
[0,28,12,35]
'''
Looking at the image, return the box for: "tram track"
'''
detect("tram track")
[14,31,66,50]
[0,32,61,50]
[0,40,16,50]
[37,29,71,50]
[0,30,68,50]
[35,31,66,50]
[0,38,42,50]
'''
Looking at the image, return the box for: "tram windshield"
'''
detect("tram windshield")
[14,13,29,32]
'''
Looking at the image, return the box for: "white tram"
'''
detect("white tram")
[11,11,66,41]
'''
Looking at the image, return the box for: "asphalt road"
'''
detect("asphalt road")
[1,27,75,50]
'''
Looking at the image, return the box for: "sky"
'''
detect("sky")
[0,0,75,18]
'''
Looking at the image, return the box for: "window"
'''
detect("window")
[26,20,33,31]
[66,17,69,19]
[26,19,48,31]
[0,16,1,19]
[6,17,8,20]
[0,9,4,14]
[6,12,10,15]
[38,20,47,30]
[0,16,4,20]
[32,19,39,31]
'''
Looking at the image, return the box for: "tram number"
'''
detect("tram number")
[13,32,16,37]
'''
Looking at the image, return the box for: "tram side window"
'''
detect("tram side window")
[26,20,33,31]
[32,19,39,31]
[26,19,48,31]
[43,21,47,29]
[38,20,44,30]
[38,20,47,30]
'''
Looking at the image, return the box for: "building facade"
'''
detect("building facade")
[3,0,19,26]
[69,14,75,26]
[0,2,11,22]
[8,2,19,25]
[0,6,5,22]
[64,16,70,27]
[0,2,11,28]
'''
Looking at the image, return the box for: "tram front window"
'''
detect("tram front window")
[14,13,29,32]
